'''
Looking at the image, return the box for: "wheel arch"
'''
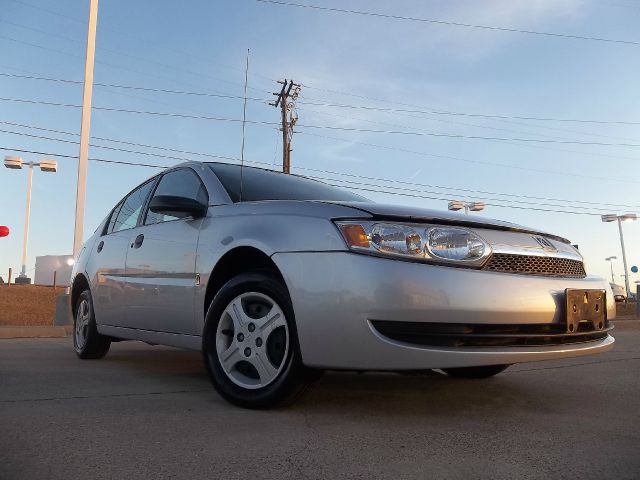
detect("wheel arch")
[204,246,288,317]
[70,273,91,314]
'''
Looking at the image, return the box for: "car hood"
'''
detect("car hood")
[323,201,570,243]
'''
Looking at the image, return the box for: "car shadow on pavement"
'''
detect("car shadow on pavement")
[102,344,579,416]
[102,346,209,381]
[290,370,571,418]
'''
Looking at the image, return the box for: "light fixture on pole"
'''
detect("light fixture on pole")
[3,155,58,284]
[601,213,637,299]
[448,200,485,215]
[605,256,617,284]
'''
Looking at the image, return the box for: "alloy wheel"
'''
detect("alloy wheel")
[215,292,289,389]
[75,298,90,351]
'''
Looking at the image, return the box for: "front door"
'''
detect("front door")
[124,168,208,335]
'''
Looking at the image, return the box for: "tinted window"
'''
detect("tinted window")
[207,163,367,202]
[111,180,155,233]
[145,168,208,224]
[106,202,123,234]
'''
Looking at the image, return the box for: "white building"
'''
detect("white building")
[34,255,74,286]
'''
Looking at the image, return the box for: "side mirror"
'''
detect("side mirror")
[148,195,207,219]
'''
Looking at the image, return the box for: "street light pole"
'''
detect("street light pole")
[73,0,99,258]
[605,256,617,284]
[20,164,34,279]
[602,213,637,299]
[617,217,632,298]
[4,156,58,284]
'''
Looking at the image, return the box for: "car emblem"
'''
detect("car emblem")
[533,236,556,252]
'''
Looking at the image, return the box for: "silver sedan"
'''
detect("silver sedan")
[70,162,615,408]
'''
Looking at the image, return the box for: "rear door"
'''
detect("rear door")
[90,178,156,328]
[123,168,208,335]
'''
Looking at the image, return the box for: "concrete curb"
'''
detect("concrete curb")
[0,325,73,339]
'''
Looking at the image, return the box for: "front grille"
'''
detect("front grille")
[483,253,586,278]
[370,320,611,348]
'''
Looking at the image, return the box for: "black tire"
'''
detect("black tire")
[202,272,314,409]
[73,289,111,359]
[442,364,510,379]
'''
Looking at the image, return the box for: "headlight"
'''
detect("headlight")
[335,221,491,266]
[426,227,487,261]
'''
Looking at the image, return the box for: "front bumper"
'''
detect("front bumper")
[273,252,615,370]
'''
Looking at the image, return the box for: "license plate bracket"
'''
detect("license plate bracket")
[565,289,606,333]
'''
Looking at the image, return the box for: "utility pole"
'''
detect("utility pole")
[271,79,301,174]
[73,0,98,257]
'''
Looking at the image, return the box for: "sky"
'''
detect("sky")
[0,0,639,286]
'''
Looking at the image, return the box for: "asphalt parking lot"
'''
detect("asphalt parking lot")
[1,327,639,480]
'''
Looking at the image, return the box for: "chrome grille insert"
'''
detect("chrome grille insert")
[483,253,586,278]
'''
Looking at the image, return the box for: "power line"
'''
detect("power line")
[0,146,167,168]
[3,113,638,192]
[5,0,279,87]
[298,131,640,185]
[255,0,640,47]
[4,69,640,128]
[0,97,279,126]
[0,19,274,96]
[298,98,640,127]
[4,95,640,149]
[290,162,640,210]
[319,182,607,217]
[7,68,640,162]
[0,121,246,162]
[0,72,269,103]
[0,34,272,102]
[3,119,639,210]
[0,143,626,217]
[298,105,640,151]
[310,174,638,214]
[0,129,242,163]
[294,123,640,148]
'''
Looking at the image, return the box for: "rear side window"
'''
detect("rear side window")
[111,179,155,233]
[145,168,208,225]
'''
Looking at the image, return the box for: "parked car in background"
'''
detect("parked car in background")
[610,283,627,302]
[70,162,616,408]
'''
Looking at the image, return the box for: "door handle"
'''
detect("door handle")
[96,241,104,253]
[132,234,145,249]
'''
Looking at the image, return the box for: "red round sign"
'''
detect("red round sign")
[0,226,9,238]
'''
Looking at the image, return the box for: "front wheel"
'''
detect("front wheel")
[442,364,510,378]
[202,272,313,409]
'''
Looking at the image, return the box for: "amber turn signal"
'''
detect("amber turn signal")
[338,223,369,248]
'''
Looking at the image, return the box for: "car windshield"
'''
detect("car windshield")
[207,163,368,203]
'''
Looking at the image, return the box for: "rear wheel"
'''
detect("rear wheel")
[442,364,510,378]
[73,290,111,359]
[203,272,314,408]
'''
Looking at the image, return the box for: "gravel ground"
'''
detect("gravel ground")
[0,285,65,326]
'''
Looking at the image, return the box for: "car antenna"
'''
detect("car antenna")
[239,48,249,203]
